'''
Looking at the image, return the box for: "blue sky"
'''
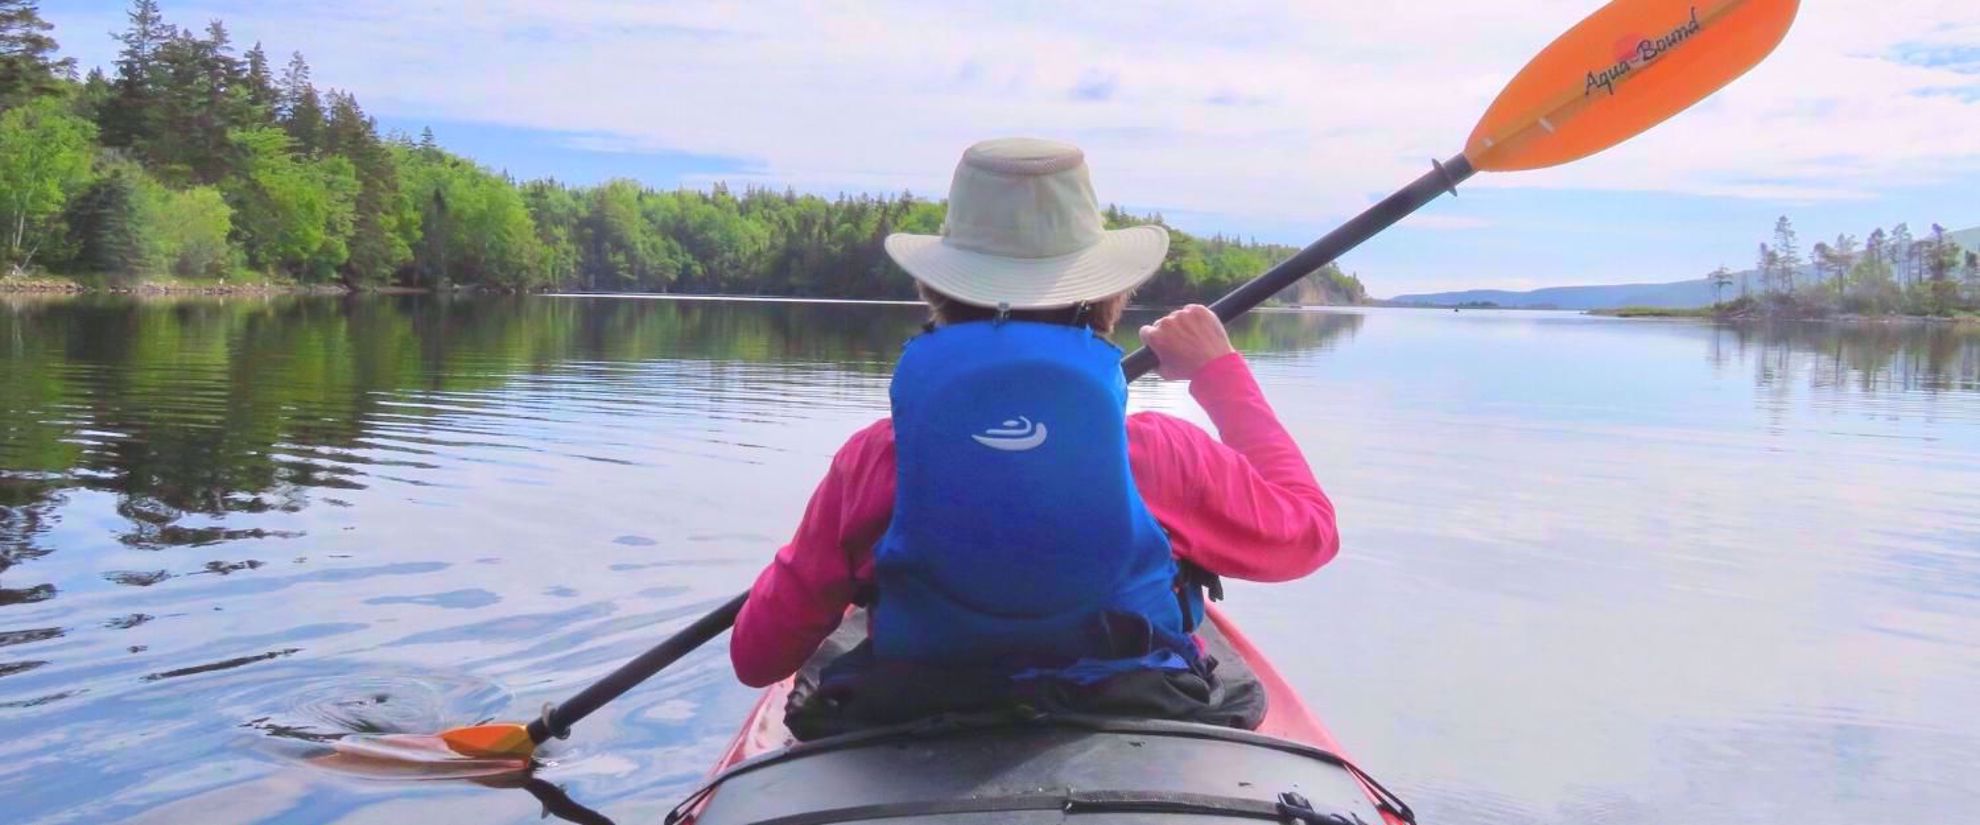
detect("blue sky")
[45,1,1980,296]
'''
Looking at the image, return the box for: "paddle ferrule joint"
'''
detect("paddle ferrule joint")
[533,702,573,743]
[1432,154,1474,198]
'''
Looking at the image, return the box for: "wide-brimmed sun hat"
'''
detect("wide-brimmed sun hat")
[885,138,1170,310]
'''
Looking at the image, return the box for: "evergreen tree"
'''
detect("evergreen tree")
[1922,224,1960,314]
[1962,251,1980,305]
[64,168,147,277]
[1926,225,1953,280]
[100,0,171,152]
[416,186,450,286]
[1708,265,1734,304]
[1850,228,1898,313]
[1831,233,1858,264]
[241,42,276,116]
[324,91,410,285]
[192,22,246,179]
[149,27,219,181]
[1770,215,1800,294]
[1888,223,1914,286]
[279,51,322,155]
[70,68,108,117]
[0,0,72,108]
[521,179,582,285]
[1829,233,1858,300]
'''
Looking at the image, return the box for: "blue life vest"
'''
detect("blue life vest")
[870,320,1198,678]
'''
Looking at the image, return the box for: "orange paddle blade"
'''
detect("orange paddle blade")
[438,722,538,759]
[1466,0,1800,172]
[323,734,531,780]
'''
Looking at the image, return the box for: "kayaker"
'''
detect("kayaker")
[732,138,1338,735]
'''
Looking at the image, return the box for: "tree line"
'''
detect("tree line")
[0,1,1365,305]
[1705,216,1980,317]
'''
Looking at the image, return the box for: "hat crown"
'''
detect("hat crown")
[942,138,1105,260]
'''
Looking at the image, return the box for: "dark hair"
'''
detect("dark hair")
[918,284,1130,334]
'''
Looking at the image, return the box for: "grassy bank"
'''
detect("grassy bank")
[1593,303,1980,323]
[1591,306,1717,318]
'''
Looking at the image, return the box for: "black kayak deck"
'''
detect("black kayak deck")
[673,716,1397,825]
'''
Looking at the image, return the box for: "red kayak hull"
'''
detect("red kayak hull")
[692,604,1404,824]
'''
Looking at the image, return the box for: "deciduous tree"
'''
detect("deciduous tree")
[226,126,355,278]
[0,98,95,271]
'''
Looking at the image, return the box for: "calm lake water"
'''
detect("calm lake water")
[2,295,1977,824]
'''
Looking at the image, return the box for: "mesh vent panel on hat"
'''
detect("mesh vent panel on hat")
[963,138,1086,176]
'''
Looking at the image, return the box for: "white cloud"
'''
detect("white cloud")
[54,1,1980,231]
[1403,214,1496,231]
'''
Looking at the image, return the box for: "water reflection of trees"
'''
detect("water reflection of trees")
[1109,308,1364,364]
[0,296,923,541]
[0,474,63,607]
[1218,310,1365,359]
[0,296,1366,609]
[1711,321,1980,394]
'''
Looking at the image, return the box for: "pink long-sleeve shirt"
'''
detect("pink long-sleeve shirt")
[732,352,1337,687]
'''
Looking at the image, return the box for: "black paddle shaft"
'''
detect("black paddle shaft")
[527,154,1476,745]
[529,592,749,744]
[1119,153,1475,381]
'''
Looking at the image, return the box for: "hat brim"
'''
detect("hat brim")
[884,225,1170,310]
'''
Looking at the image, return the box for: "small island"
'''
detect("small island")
[1396,217,1979,323]
[1597,218,1979,322]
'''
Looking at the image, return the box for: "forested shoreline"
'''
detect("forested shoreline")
[0,1,1366,306]
[1702,218,1980,319]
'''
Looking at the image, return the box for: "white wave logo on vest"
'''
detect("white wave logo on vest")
[973,417,1048,452]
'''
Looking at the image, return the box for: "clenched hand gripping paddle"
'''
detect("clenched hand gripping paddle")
[342,0,1800,768]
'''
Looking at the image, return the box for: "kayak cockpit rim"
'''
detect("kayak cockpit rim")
[665,713,1415,825]
[687,789,1362,825]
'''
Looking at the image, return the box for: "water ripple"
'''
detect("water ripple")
[1,299,1976,824]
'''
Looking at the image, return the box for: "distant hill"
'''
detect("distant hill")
[1387,279,1720,310]
[1389,224,1979,310]
[1951,226,1980,255]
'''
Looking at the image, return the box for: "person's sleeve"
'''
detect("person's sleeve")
[730,421,893,687]
[1131,353,1338,582]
